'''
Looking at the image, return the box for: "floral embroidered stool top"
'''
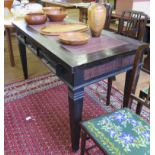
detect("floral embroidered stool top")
[81,108,150,155]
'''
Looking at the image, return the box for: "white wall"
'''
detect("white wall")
[132,0,150,16]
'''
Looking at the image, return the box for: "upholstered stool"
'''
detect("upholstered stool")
[80,42,150,155]
[80,108,150,155]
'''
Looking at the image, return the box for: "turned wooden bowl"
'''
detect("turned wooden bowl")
[25,13,47,25]
[4,0,13,10]
[46,9,67,22]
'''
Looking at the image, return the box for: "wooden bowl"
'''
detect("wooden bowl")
[59,32,90,45]
[46,10,67,22]
[25,13,47,25]
[4,0,13,10]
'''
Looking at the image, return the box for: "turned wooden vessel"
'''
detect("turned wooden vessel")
[4,0,13,10]
[88,3,106,37]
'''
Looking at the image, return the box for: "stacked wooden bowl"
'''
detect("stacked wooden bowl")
[43,7,67,22]
[25,13,47,25]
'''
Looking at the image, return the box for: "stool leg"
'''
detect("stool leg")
[81,130,87,155]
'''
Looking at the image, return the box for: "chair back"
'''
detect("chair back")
[126,44,149,110]
[118,10,148,41]
[131,87,150,115]
[103,3,112,30]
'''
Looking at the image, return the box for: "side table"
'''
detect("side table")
[4,17,15,67]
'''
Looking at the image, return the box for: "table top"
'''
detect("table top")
[12,20,146,68]
[73,2,91,9]
[4,16,24,28]
[4,18,14,28]
[41,0,91,9]
[42,0,76,8]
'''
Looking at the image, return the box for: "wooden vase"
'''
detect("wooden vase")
[4,0,13,10]
[88,3,107,37]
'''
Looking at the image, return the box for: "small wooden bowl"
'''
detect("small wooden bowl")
[59,32,90,45]
[25,13,47,25]
[46,10,67,22]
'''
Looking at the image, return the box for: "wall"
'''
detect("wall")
[132,0,150,16]
[115,0,150,16]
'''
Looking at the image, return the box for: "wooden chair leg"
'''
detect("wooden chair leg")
[143,49,150,71]
[81,130,87,155]
[106,77,113,105]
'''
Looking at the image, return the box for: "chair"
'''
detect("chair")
[103,2,112,30]
[137,65,150,115]
[118,10,148,40]
[106,10,148,105]
[136,86,150,115]
[80,44,150,155]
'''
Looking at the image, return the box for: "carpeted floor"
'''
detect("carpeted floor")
[4,73,150,155]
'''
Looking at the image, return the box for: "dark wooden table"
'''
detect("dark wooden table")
[13,20,148,152]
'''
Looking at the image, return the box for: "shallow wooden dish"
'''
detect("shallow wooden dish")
[40,23,88,35]
[59,32,90,45]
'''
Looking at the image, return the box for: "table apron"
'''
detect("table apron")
[16,31,138,91]
[65,54,137,90]
[84,54,135,81]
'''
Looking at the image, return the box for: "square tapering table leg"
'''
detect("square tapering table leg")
[18,40,28,79]
[5,27,15,67]
[68,87,84,152]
